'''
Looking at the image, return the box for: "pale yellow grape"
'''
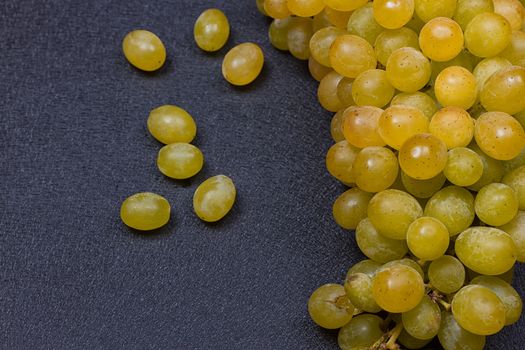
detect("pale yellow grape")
[475,183,519,226]
[355,218,409,263]
[269,17,293,51]
[336,77,356,108]
[309,26,346,67]
[443,147,483,187]
[480,66,525,115]
[374,27,420,66]
[434,66,477,109]
[429,106,474,149]
[453,0,494,30]
[419,17,464,62]
[122,30,166,72]
[386,47,431,92]
[147,105,197,144]
[308,57,332,81]
[318,71,345,112]
[503,165,525,210]
[329,34,377,78]
[414,0,457,22]
[498,211,525,262]
[333,188,374,230]
[342,106,385,148]
[473,57,512,91]
[468,143,505,191]
[351,69,395,108]
[312,9,333,32]
[326,141,360,184]
[399,133,448,180]
[287,0,325,17]
[222,43,264,86]
[474,111,525,160]
[265,0,291,19]
[120,192,170,231]
[407,216,449,260]
[352,147,399,193]
[330,110,345,142]
[193,175,236,222]
[287,17,314,60]
[346,3,383,45]
[373,0,415,29]
[391,92,437,119]
[194,9,230,52]
[157,143,204,179]
[308,284,354,329]
[464,13,512,57]
[501,30,525,67]
[493,0,525,30]
[378,105,429,150]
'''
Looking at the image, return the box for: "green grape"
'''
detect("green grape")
[467,143,505,191]
[268,17,293,51]
[386,48,431,93]
[308,57,332,82]
[256,0,267,15]
[264,0,291,19]
[157,143,204,179]
[344,273,382,313]
[373,0,415,29]
[391,92,437,120]
[501,30,525,66]
[475,183,519,226]
[472,57,512,92]
[147,105,197,144]
[324,7,353,29]
[471,275,523,325]
[329,34,377,78]
[378,105,429,150]
[424,186,475,236]
[347,259,382,278]
[464,13,512,57]
[414,0,457,22]
[122,30,166,72]
[287,17,313,60]
[443,147,483,186]
[474,111,525,160]
[455,226,517,275]
[493,0,525,30]
[193,175,236,222]
[397,329,432,349]
[355,218,409,263]
[330,110,345,142]
[371,264,425,313]
[336,77,356,108]
[401,171,446,199]
[451,285,506,335]
[308,284,354,329]
[353,147,399,193]
[453,0,494,30]
[498,211,525,262]
[480,66,525,115]
[333,188,374,230]
[222,43,264,86]
[287,0,325,17]
[342,106,385,148]
[325,141,360,184]
[337,314,384,350]
[434,66,477,110]
[419,17,464,62]
[309,26,346,67]
[382,258,425,279]
[312,9,333,32]
[374,27,420,66]
[318,71,345,112]
[428,107,474,149]
[428,255,465,294]
[194,9,230,52]
[346,3,383,45]
[120,192,170,231]
[438,311,486,350]
[407,216,449,260]
[323,0,368,12]
[351,69,395,108]
[402,295,441,340]
[368,189,423,240]
[399,133,448,180]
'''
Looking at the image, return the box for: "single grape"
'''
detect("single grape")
[473,57,512,92]
[268,17,293,51]
[346,3,383,45]
[474,183,519,226]
[222,43,264,86]
[333,188,374,230]
[407,216,449,260]
[428,106,474,149]
[193,175,236,222]
[120,192,170,231]
[330,110,345,142]
[373,0,415,29]
[342,106,385,148]
[419,17,464,62]
[464,12,512,57]
[401,171,446,199]
[147,105,197,144]
[501,30,525,67]
[351,69,395,108]
[318,71,345,112]
[324,7,352,29]
[264,0,291,19]
[344,273,382,313]
[480,66,525,115]
[402,295,441,340]
[157,143,204,179]
[309,26,346,67]
[308,284,354,329]
[443,147,483,187]
[474,111,525,160]
[325,141,360,184]
[391,91,437,120]
[374,27,420,66]
[194,9,230,52]
[438,311,486,350]
[467,143,505,191]
[352,147,399,193]
[399,133,448,180]
[453,0,494,30]
[287,0,325,17]
[428,255,465,294]
[322,0,368,11]
[329,34,377,78]
[382,258,425,279]
[498,211,525,262]
[386,47,431,93]
[336,77,356,108]
[378,105,429,150]
[347,259,382,278]
[337,314,384,350]
[355,218,409,263]
[308,56,332,81]
[122,30,166,72]
[287,17,314,60]
[493,0,525,30]
[434,66,477,110]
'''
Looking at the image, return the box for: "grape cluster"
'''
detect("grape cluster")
[258,0,524,348]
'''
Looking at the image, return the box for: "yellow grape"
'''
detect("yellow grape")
[157,143,204,179]
[351,69,395,108]
[407,216,450,260]
[443,147,483,187]
[493,0,525,30]
[264,0,291,19]
[391,92,437,119]
[428,106,474,149]
[324,7,353,28]
[308,284,354,329]
[120,192,170,231]
[309,26,346,67]
[419,17,464,62]
[194,9,230,52]
[474,111,525,160]
[468,143,505,192]
[399,133,448,180]
[473,57,512,92]
[193,175,236,222]
[414,0,457,23]
[333,188,374,230]
[287,17,314,60]
[378,105,429,150]
[329,34,377,78]
[268,17,293,51]
[346,3,383,45]
[352,146,399,193]
[425,186,475,236]
[453,0,494,30]
[342,106,385,148]
[322,0,368,12]
[287,0,325,17]
[318,71,345,112]
[373,0,415,29]
[308,57,332,81]
[312,9,333,32]
[430,50,477,86]
[498,211,525,262]
[336,77,356,108]
[503,165,525,210]
[122,30,166,72]
[464,12,512,57]
[222,43,264,86]
[474,183,519,226]
[386,47,431,92]
[326,141,360,184]
[147,105,197,144]
[501,30,525,67]
[434,66,477,110]
[330,110,346,142]
[374,27,420,67]
[480,66,525,115]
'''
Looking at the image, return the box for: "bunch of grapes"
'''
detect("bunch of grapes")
[258,0,525,349]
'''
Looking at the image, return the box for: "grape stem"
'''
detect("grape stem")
[385,322,403,350]
[437,298,451,311]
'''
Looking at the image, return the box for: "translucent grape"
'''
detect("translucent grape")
[194,9,230,52]
[398,329,432,349]
[157,143,204,179]
[419,17,464,62]
[480,66,525,115]
[386,48,431,93]
[428,255,465,294]
[333,188,374,230]
[120,192,170,231]
[330,110,345,142]
[407,216,449,260]
[193,175,236,222]
[501,30,525,67]
[372,0,415,29]
[401,171,446,199]
[434,66,477,109]
[493,0,525,30]
[443,147,483,187]
[347,259,382,278]
[352,147,399,193]
[337,314,384,350]
[147,105,197,144]
[374,27,420,66]
[308,57,332,81]
[122,30,166,72]
[378,105,429,150]
[503,165,525,210]
[329,34,377,78]
[324,7,352,29]
[402,295,441,340]
[351,69,395,108]
[438,311,486,350]
[473,57,512,92]
[336,77,356,108]
[428,107,474,149]
[464,13,512,57]
[399,133,448,180]
[318,71,345,112]
[467,143,505,191]
[287,17,314,60]
[308,284,354,329]
[344,273,382,313]
[222,43,264,86]
[268,17,293,51]
[455,226,517,275]
[287,0,325,17]
[325,141,360,184]
[342,106,385,148]
[322,0,368,12]
[391,92,437,119]
[414,0,457,22]
[355,218,409,263]
[495,211,525,262]
[309,26,346,67]
[312,9,333,32]
[264,0,291,18]
[453,0,494,30]
[382,258,425,279]
[346,3,383,45]
[475,183,519,226]
[474,111,525,160]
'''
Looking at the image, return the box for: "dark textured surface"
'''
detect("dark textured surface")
[0,1,523,349]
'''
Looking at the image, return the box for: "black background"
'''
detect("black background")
[1,1,523,349]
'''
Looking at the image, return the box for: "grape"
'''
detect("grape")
[193,175,236,222]
[473,57,512,92]
[428,255,465,294]
[264,0,291,18]
[424,186,475,236]
[330,110,345,142]
[333,188,374,230]
[386,47,431,93]
[378,105,429,150]
[351,69,395,108]
[501,30,525,67]
[318,71,345,112]
[287,0,325,17]
[347,259,382,278]
[493,0,525,30]
[430,50,476,86]
[419,17,464,62]
[308,57,332,81]
[455,226,517,275]
[498,211,525,262]
[329,34,377,79]
[367,189,423,240]
[372,0,415,29]
[480,66,525,115]
[147,105,197,144]
[194,9,230,52]
[120,192,170,231]
[336,77,356,108]
[428,106,474,149]
[503,146,525,173]
[157,143,204,179]
[309,26,346,67]
[402,295,441,340]
[391,92,437,119]
[414,0,457,22]
[397,329,432,349]
[443,147,483,187]
[371,264,425,313]
[471,275,523,325]
[346,3,383,45]
[269,17,293,51]
[312,10,332,32]
[438,311,486,350]
[407,216,449,260]
[322,0,368,12]
[401,171,446,199]
[464,13,512,57]
[337,314,384,350]
[308,284,354,329]
[222,43,264,86]
[355,218,409,263]
[325,141,360,184]
[399,133,448,180]
[344,273,382,313]
[342,106,385,148]
[474,183,519,226]
[324,7,352,29]
[382,258,425,279]
[122,30,166,72]
[287,17,314,60]
[474,111,525,160]
[353,147,399,193]
[467,143,505,191]
[453,0,494,30]
[451,285,506,335]
[434,66,477,110]
[374,27,420,66]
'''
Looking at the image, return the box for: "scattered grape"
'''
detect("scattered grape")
[122,30,166,72]
[193,175,236,222]
[222,43,264,86]
[194,9,230,52]
[157,143,204,179]
[120,192,170,231]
